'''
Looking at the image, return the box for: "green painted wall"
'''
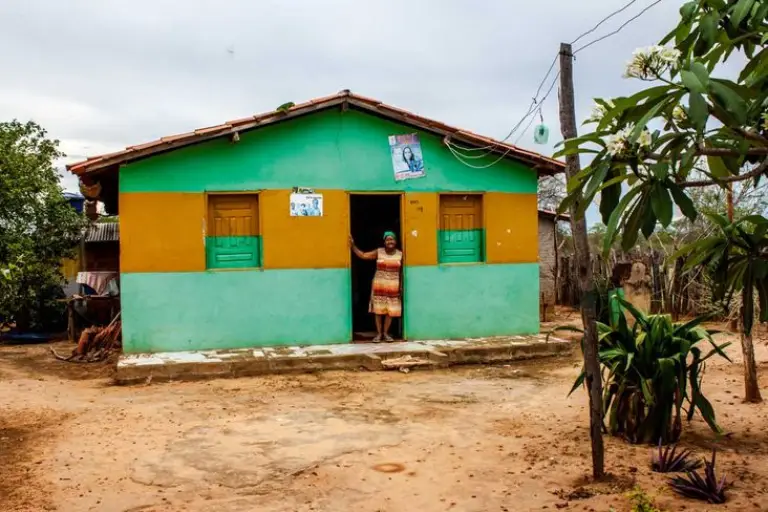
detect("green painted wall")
[121,268,351,353]
[120,109,537,194]
[404,263,540,340]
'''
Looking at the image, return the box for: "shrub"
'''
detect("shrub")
[555,298,731,444]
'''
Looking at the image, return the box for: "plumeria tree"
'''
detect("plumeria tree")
[557,0,767,403]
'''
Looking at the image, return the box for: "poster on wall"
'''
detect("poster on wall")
[290,188,323,217]
[389,133,425,181]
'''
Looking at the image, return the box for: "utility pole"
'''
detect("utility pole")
[558,42,605,479]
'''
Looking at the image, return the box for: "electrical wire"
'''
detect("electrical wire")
[446,0,664,167]
[569,0,639,45]
[574,0,664,54]
[446,52,559,155]
[445,71,560,169]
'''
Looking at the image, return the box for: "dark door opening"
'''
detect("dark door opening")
[350,194,403,341]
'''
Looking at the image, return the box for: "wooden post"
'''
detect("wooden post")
[559,42,605,478]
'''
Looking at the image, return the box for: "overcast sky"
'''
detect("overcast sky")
[0,0,683,204]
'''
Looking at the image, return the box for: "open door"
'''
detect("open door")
[349,194,403,341]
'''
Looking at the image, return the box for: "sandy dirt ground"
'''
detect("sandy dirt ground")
[2,322,768,511]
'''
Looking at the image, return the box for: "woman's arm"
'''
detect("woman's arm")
[350,237,378,260]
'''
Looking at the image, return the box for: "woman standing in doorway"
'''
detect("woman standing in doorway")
[350,232,402,342]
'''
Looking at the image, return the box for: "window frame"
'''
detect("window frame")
[437,193,486,265]
[204,191,263,271]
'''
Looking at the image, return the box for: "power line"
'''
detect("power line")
[446,0,664,167]
[445,70,560,169]
[449,51,560,154]
[569,0,639,45]
[574,0,664,54]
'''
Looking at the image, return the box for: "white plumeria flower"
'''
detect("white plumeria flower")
[586,100,615,123]
[606,134,628,156]
[624,45,681,80]
[638,130,653,148]
[673,105,688,124]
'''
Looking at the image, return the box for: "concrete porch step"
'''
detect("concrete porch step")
[115,335,573,384]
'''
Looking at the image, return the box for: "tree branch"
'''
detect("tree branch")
[679,158,768,188]
[697,146,768,156]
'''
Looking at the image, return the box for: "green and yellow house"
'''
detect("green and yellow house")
[67,91,564,354]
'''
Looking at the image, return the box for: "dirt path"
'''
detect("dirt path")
[1,333,768,511]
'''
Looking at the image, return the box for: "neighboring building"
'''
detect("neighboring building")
[61,221,121,296]
[537,210,568,314]
[67,91,564,353]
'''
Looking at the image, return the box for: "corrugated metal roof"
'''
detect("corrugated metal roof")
[84,222,119,243]
[67,90,565,177]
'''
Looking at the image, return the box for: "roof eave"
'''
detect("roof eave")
[67,92,565,177]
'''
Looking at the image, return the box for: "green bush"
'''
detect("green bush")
[556,298,731,444]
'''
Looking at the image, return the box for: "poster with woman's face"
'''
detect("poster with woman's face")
[389,133,425,181]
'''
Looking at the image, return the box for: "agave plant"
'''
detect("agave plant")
[554,298,731,444]
[669,449,728,504]
[651,440,702,473]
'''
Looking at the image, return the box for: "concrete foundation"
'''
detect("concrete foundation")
[116,335,573,384]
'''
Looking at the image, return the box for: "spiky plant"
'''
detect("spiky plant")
[553,298,732,444]
[651,440,702,473]
[669,449,728,504]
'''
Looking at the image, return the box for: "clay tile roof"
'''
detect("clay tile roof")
[67,90,565,176]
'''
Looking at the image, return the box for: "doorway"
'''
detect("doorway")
[349,194,403,341]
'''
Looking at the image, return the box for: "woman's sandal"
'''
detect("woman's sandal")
[372,335,382,343]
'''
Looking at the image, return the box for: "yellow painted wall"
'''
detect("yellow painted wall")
[485,192,538,264]
[121,192,205,273]
[403,193,438,266]
[61,256,80,280]
[118,190,538,272]
[260,189,349,269]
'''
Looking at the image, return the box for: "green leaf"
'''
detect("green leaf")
[709,81,748,124]
[603,186,642,255]
[668,183,697,221]
[700,13,719,47]
[732,0,756,25]
[650,185,673,227]
[681,70,707,94]
[680,1,697,21]
[621,197,647,252]
[707,155,730,178]
[584,161,610,202]
[694,393,723,434]
[691,62,711,89]
[641,203,657,238]
[629,99,668,142]
[688,92,709,131]
[568,369,586,397]
[599,173,622,225]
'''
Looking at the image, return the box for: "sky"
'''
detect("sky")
[0,0,685,223]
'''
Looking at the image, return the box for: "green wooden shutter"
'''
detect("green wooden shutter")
[206,195,261,269]
[438,195,484,263]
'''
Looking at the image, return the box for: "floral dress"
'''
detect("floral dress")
[369,248,402,317]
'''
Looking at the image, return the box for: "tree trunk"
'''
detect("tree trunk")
[559,42,605,479]
[740,330,763,403]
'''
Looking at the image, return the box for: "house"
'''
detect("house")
[67,90,564,353]
[537,209,568,318]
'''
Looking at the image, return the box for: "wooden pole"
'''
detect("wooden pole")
[558,42,605,478]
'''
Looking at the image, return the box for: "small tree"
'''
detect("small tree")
[557,0,767,402]
[0,120,85,331]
